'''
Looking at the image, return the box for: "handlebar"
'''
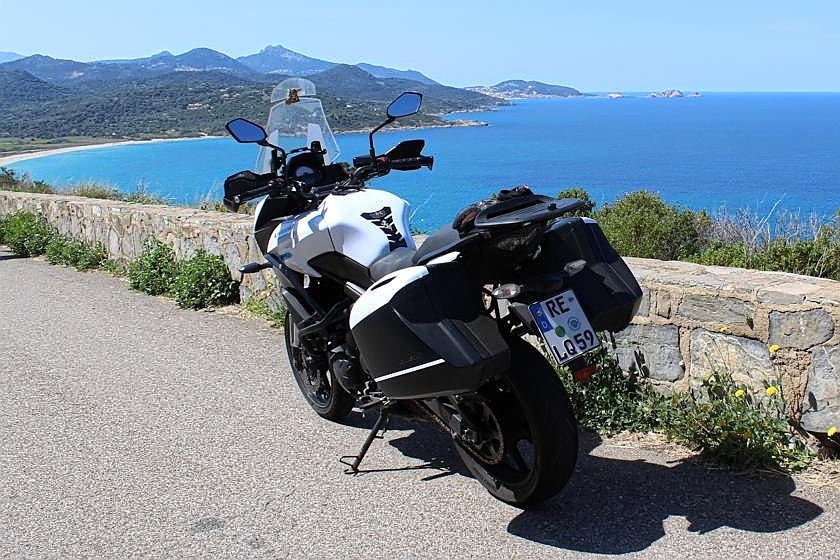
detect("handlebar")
[390,155,435,171]
[224,150,434,211]
[350,154,434,183]
[223,169,277,210]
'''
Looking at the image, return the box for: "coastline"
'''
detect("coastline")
[0,136,223,168]
[0,119,489,169]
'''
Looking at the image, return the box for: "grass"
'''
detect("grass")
[243,297,286,328]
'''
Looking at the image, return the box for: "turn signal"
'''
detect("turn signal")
[491,283,522,299]
[563,259,587,277]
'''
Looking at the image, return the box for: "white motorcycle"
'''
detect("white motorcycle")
[223,78,642,506]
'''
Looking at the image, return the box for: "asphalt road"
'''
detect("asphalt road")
[1,247,838,559]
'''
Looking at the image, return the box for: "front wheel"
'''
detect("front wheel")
[453,338,579,506]
[284,310,355,421]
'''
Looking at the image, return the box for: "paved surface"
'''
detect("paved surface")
[1,247,838,559]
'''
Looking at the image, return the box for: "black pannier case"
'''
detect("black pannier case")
[350,266,510,399]
[538,217,642,333]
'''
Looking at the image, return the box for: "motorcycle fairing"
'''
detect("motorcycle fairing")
[349,264,510,399]
[267,189,415,278]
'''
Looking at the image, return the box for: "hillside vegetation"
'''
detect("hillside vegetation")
[559,187,840,281]
[0,49,506,146]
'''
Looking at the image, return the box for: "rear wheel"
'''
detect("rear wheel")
[284,310,355,421]
[453,338,578,506]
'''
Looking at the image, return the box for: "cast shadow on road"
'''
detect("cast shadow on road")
[344,415,824,555]
[507,431,823,554]
[339,411,470,480]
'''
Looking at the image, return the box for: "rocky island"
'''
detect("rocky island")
[468,80,582,99]
[650,89,685,98]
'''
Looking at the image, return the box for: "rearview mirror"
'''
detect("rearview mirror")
[387,92,423,119]
[226,118,268,144]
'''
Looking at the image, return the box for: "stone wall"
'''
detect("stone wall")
[0,191,272,298]
[2,191,838,432]
[617,258,839,432]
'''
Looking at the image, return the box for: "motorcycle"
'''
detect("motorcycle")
[223,78,642,506]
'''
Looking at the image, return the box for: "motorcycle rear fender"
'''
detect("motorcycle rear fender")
[349,264,510,399]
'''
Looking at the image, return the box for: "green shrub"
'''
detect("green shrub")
[557,348,664,435]
[556,187,596,216]
[594,190,711,260]
[120,191,169,205]
[67,183,122,200]
[0,167,17,190]
[45,235,107,271]
[690,219,840,281]
[662,371,813,471]
[686,207,840,281]
[0,211,56,256]
[556,343,814,472]
[170,249,239,309]
[127,238,178,296]
[0,167,54,193]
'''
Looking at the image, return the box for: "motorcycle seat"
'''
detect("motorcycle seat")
[368,225,465,281]
[369,247,417,281]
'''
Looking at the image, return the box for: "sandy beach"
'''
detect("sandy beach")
[0,120,487,170]
[0,137,221,168]
[2,144,106,167]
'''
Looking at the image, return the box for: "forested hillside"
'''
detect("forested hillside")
[0,50,505,144]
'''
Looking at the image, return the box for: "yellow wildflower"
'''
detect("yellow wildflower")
[734,389,746,398]
[718,326,731,334]
[765,386,779,397]
[828,426,838,437]
[769,344,780,354]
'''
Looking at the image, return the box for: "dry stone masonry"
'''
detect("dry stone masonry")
[2,191,838,432]
[621,257,839,432]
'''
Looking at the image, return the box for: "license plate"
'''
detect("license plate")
[529,289,600,366]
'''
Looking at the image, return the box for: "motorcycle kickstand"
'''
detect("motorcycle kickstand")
[340,409,390,474]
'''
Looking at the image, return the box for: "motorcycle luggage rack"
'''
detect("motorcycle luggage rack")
[472,196,585,229]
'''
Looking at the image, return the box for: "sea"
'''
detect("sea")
[8,93,840,232]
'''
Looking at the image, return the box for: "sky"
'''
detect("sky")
[2,0,840,92]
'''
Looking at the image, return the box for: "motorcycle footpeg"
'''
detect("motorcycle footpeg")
[356,394,386,410]
[238,261,271,275]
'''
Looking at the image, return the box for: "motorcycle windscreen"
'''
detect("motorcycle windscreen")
[257,83,340,173]
[349,265,510,399]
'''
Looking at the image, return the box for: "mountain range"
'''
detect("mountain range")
[0,45,441,86]
[0,52,23,64]
[0,45,578,145]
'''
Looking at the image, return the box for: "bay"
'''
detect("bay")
[8,94,840,231]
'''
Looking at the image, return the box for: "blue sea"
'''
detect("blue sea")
[8,93,840,231]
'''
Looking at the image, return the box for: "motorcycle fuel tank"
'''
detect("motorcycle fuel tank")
[266,189,415,277]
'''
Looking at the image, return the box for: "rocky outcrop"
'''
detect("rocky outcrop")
[650,89,684,98]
